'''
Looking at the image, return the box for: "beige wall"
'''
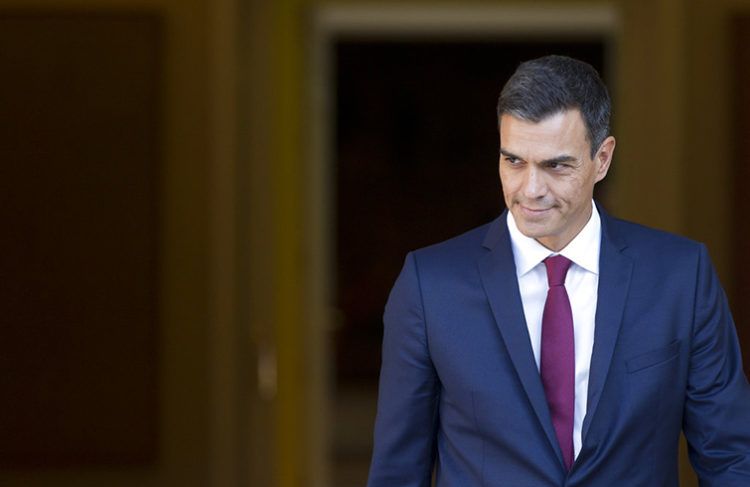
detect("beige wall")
[0,0,216,486]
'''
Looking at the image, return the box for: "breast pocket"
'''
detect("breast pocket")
[625,339,683,436]
[626,339,681,374]
[620,338,685,472]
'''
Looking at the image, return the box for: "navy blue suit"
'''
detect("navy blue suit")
[367,206,750,486]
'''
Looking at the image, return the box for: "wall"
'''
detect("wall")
[0,0,217,486]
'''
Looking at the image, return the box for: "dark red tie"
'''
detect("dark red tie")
[541,255,575,470]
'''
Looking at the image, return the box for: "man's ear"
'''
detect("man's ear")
[594,136,616,183]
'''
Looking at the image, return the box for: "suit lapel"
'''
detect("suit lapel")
[581,209,633,441]
[477,212,564,468]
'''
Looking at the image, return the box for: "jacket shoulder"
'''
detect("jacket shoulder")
[603,213,705,261]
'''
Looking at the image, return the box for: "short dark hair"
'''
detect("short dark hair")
[497,55,611,157]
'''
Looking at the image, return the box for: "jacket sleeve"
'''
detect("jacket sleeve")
[367,252,440,487]
[683,244,750,486]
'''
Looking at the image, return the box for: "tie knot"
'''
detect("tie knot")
[544,255,572,287]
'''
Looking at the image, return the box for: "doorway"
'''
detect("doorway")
[310,6,616,486]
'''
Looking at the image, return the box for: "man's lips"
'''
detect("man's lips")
[519,205,552,216]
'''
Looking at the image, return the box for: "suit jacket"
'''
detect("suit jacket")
[367,206,750,487]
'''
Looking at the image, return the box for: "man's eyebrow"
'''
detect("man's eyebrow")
[499,149,521,160]
[500,149,577,166]
[540,154,577,165]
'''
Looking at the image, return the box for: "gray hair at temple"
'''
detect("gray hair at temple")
[497,55,611,158]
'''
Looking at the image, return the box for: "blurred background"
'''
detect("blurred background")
[0,1,748,486]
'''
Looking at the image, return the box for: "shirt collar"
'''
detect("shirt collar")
[506,201,601,277]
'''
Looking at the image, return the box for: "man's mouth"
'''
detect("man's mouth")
[518,204,552,216]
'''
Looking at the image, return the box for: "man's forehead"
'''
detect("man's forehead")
[499,109,590,157]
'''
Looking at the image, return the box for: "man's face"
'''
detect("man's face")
[498,109,615,251]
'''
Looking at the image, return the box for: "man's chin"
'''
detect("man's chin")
[515,221,550,241]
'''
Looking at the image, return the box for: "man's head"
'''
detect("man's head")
[497,55,616,251]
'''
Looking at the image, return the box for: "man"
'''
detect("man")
[367,55,750,486]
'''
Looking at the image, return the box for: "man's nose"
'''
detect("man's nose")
[522,166,546,199]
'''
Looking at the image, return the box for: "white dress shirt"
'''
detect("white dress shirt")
[506,203,601,460]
